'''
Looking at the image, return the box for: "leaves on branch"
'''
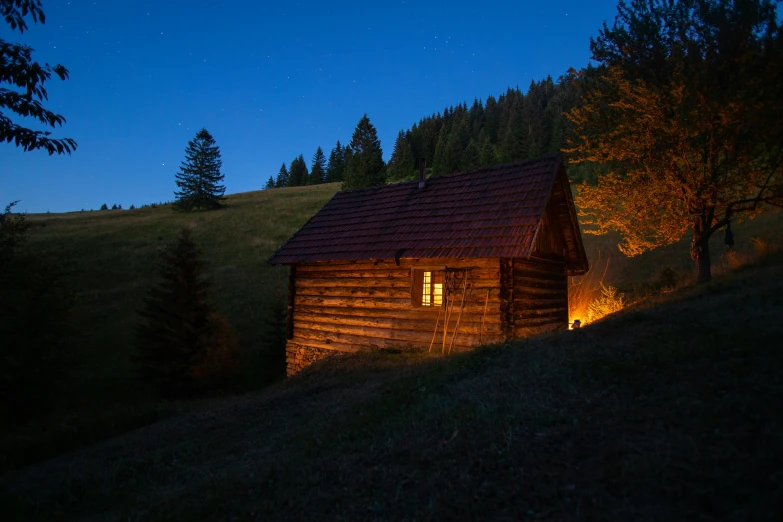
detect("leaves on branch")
[1,0,76,154]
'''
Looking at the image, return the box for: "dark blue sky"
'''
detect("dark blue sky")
[2,0,620,213]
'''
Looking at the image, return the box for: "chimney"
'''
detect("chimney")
[418,158,427,189]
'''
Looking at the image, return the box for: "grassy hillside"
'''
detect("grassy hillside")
[3,183,781,474]
[24,184,340,384]
[3,249,782,521]
[2,184,340,469]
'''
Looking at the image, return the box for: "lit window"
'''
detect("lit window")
[413,270,444,308]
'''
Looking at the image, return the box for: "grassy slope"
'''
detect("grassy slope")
[1,184,340,470]
[3,250,783,520]
[25,184,341,387]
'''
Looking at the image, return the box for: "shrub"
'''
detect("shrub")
[587,283,625,324]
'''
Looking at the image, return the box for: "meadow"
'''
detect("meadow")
[3,182,781,476]
[3,236,782,520]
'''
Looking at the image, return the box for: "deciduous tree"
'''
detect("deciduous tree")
[567,0,783,283]
[1,0,76,154]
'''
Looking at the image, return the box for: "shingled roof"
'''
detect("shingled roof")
[269,154,588,275]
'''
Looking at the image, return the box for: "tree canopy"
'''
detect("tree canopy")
[309,147,326,185]
[1,0,76,154]
[386,130,414,181]
[287,154,309,187]
[567,0,783,282]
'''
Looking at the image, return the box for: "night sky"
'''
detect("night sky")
[2,0,620,213]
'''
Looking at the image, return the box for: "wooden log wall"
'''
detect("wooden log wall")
[286,258,505,374]
[511,255,568,338]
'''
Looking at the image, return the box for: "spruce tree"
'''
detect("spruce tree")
[264,176,275,189]
[287,155,309,186]
[100,203,108,210]
[173,129,226,211]
[309,147,326,185]
[387,130,414,181]
[133,229,237,397]
[480,138,498,166]
[325,140,345,182]
[343,114,385,190]
[462,138,481,171]
[275,163,289,188]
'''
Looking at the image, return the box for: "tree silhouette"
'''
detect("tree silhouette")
[343,114,385,189]
[0,0,76,155]
[173,128,226,211]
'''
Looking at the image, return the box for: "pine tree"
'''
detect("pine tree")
[134,229,237,397]
[309,147,326,185]
[287,155,309,187]
[386,131,414,181]
[264,176,275,189]
[431,126,448,174]
[275,163,289,188]
[173,129,226,211]
[480,137,498,165]
[462,139,481,171]
[325,141,345,183]
[100,203,108,210]
[343,114,385,190]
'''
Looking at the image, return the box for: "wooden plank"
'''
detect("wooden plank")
[288,338,359,353]
[296,287,414,299]
[296,314,500,342]
[294,296,413,309]
[295,316,504,337]
[297,269,411,279]
[515,308,568,320]
[512,268,564,281]
[513,286,568,298]
[293,305,503,324]
[513,277,568,290]
[294,325,491,349]
[513,297,568,308]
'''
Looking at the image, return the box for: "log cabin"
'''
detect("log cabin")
[269,154,589,375]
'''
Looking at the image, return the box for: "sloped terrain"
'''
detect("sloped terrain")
[3,253,782,521]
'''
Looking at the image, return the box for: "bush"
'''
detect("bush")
[587,284,625,324]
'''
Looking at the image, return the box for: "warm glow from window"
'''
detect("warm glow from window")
[433,283,442,306]
[422,271,432,306]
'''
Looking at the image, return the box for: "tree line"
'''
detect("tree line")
[265,74,586,191]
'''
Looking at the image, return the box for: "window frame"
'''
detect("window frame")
[411,267,446,309]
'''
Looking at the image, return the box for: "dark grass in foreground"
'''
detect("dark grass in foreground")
[3,254,783,520]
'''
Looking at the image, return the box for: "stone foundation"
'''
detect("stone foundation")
[286,343,340,376]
